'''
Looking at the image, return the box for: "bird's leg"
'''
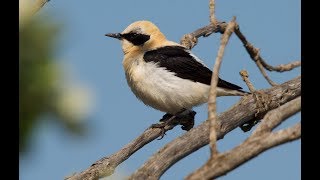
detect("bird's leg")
[159,113,174,122]
[151,109,196,140]
[150,113,178,140]
[177,110,196,131]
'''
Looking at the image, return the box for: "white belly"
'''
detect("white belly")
[125,61,210,114]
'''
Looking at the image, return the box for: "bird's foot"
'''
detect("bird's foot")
[150,110,197,140]
[151,115,177,140]
[176,110,196,131]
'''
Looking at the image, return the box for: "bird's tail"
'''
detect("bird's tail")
[217,87,250,96]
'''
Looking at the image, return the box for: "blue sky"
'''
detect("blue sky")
[19,0,300,179]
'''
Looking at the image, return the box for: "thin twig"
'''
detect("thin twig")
[180,22,300,85]
[209,0,217,25]
[234,24,300,85]
[259,59,301,72]
[208,17,236,156]
[239,70,256,92]
[256,58,278,86]
[180,22,228,49]
[186,96,301,179]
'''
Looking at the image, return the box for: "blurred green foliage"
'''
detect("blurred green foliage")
[19,15,87,155]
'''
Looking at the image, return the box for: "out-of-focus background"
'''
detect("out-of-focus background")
[19,0,300,179]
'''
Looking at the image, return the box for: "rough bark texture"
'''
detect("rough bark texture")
[187,96,301,179]
[65,121,184,180]
[66,76,300,180]
[128,76,300,180]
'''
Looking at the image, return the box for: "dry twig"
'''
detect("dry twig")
[209,0,217,25]
[240,70,256,92]
[187,97,300,179]
[180,20,300,86]
[208,17,237,156]
[65,123,181,180]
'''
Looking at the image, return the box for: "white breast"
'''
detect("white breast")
[124,58,210,114]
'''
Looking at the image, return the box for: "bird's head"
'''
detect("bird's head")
[105,21,166,54]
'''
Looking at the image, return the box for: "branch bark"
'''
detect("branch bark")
[240,70,256,92]
[180,23,227,49]
[65,122,183,180]
[180,22,300,86]
[187,96,301,179]
[209,0,217,25]
[208,17,236,156]
[128,76,300,180]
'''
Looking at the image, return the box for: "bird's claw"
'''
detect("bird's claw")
[150,122,167,140]
[151,110,196,139]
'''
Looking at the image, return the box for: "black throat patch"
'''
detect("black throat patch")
[121,33,150,46]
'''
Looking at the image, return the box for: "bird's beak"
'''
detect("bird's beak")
[105,33,122,40]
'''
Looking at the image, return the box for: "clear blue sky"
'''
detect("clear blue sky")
[20,0,300,179]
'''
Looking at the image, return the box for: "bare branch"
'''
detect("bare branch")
[208,17,236,156]
[128,76,300,180]
[65,123,180,180]
[260,59,301,72]
[180,21,300,85]
[240,70,256,92]
[186,123,300,179]
[180,22,227,49]
[234,25,300,85]
[253,96,301,135]
[255,60,278,86]
[209,0,217,25]
[187,96,300,179]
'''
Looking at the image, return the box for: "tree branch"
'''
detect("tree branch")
[187,97,300,179]
[187,123,300,180]
[180,21,300,86]
[255,59,278,86]
[240,70,256,92]
[209,0,217,25]
[65,110,196,180]
[128,76,300,180]
[180,22,227,49]
[208,17,236,156]
[233,25,300,85]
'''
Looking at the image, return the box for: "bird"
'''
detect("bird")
[105,20,248,131]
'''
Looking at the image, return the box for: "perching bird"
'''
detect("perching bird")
[105,20,248,130]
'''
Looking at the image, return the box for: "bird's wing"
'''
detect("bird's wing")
[143,46,243,90]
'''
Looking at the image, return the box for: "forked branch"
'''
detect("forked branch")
[187,97,301,179]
